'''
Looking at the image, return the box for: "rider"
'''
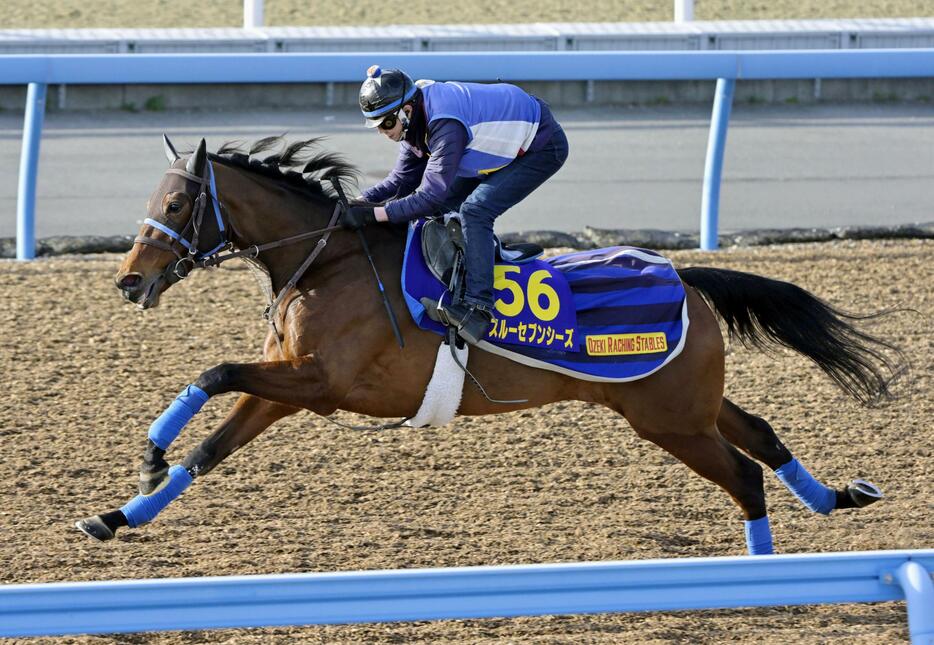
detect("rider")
[342,65,569,345]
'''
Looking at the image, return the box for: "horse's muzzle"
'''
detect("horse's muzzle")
[115,272,163,309]
[116,272,142,290]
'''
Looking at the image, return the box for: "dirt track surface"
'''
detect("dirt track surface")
[1,239,931,643]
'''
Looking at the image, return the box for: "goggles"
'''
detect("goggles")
[377,112,399,131]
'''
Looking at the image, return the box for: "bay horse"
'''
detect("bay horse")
[76,136,902,555]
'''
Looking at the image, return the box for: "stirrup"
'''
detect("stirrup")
[455,309,493,346]
[420,298,491,345]
[420,298,527,405]
[420,297,446,324]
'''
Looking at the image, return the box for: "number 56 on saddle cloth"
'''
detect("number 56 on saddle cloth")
[401,220,689,382]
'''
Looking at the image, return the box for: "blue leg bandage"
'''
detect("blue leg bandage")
[744,516,774,555]
[147,384,209,450]
[774,457,836,515]
[120,465,193,528]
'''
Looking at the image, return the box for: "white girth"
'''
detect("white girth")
[404,341,468,428]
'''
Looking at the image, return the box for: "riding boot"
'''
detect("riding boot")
[420,298,493,345]
[440,301,492,345]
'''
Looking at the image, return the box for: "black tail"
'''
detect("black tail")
[678,266,907,406]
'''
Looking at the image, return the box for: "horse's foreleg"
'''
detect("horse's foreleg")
[76,358,327,542]
[77,394,297,541]
[636,425,773,555]
[136,357,334,493]
[114,395,296,532]
[138,385,208,494]
[717,397,882,514]
[191,358,342,410]
[75,396,298,541]
[76,384,212,541]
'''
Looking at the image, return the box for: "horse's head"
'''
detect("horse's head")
[115,136,228,309]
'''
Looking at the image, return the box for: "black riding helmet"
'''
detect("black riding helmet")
[359,65,418,128]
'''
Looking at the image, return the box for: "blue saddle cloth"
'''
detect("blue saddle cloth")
[401,221,688,382]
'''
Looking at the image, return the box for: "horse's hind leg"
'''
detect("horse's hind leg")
[717,397,883,513]
[178,395,299,478]
[634,424,774,555]
[75,395,296,541]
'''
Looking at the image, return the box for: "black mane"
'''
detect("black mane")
[204,136,360,202]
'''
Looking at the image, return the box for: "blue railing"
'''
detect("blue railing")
[1,550,932,641]
[2,49,933,258]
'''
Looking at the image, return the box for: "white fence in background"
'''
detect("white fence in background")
[243,0,264,30]
[675,0,694,23]
[240,1,696,28]
[2,18,934,55]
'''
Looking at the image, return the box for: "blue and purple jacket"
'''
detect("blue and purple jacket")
[363,80,558,224]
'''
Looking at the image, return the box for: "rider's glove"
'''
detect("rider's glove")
[341,206,377,230]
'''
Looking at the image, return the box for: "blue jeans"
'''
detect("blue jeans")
[442,126,569,309]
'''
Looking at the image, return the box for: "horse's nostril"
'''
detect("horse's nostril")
[117,273,142,290]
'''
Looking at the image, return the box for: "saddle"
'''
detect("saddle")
[420,217,544,300]
[401,219,690,383]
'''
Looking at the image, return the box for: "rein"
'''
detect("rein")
[257,201,343,357]
[136,164,342,277]
[197,219,342,270]
[137,159,344,355]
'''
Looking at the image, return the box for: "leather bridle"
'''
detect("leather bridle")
[139,158,344,273]
[136,158,344,352]
[135,162,230,284]
[135,154,406,363]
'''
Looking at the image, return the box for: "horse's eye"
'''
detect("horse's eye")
[167,202,182,213]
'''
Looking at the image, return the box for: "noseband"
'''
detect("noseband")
[136,159,345,281]
[134,157,347,354]
[134,161,230,282]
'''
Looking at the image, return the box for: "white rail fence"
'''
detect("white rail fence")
[4,20,934,55]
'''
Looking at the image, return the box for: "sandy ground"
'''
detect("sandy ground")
[0,238,931,643]
[2,0,932,29]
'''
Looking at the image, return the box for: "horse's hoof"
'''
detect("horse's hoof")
[75,515,115,542]
[847,479,883,508]
[139,466,169,495]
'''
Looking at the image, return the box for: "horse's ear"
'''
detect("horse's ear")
[162,134,180,164]
[186,138,207,176]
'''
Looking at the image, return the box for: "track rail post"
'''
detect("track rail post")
[16,82,46,261]
[893,560,934,644]
[700,77,735,251]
